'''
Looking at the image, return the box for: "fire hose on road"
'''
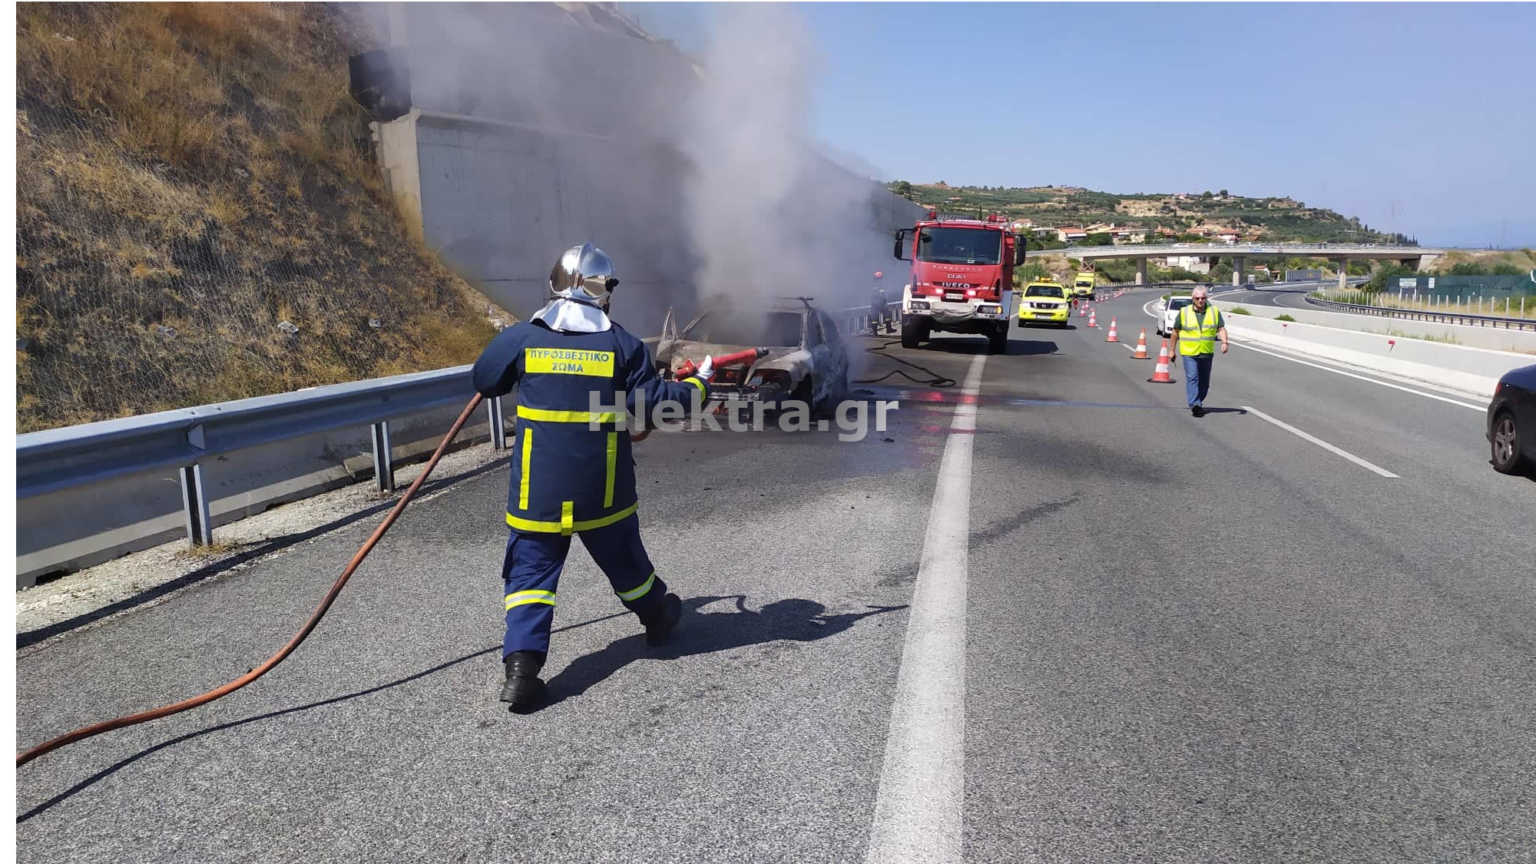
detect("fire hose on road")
[16,394,487,768]
[18,348,767,766]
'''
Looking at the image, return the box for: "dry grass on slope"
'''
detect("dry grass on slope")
[16,4,507,433]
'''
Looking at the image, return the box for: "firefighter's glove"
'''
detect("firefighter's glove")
[694,355,715,382]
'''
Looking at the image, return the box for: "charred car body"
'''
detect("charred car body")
[653,298,851,416]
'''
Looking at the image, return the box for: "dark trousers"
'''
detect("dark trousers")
[1181,354,1213,407]
[499,514,668,659]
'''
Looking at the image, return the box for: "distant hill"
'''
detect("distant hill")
[887,182,1414,246]
[16,4,510,432]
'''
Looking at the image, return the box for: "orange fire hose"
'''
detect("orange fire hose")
[16,393,485,768]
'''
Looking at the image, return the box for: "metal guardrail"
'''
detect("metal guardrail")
[1305,296,1536,332]
[17,365,499,546]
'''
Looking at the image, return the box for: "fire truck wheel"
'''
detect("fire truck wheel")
[900,319,924,349]
[988,328,1008,354]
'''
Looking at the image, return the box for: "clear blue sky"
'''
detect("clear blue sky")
[621,3,1535,248]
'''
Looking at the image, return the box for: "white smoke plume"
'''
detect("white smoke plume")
[683,5,909,314]
[359,3,915,333]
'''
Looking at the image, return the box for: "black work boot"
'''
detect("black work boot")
[644,593,683,646]
[500,651,547,713]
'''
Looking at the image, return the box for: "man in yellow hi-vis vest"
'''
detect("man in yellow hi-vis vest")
[1169,285,1229,417]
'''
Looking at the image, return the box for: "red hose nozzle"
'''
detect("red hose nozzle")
[674,346,768,378]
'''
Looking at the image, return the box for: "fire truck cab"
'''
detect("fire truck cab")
[893,211,1026,353]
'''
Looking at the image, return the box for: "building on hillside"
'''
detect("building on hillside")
[1056,226,1088,242]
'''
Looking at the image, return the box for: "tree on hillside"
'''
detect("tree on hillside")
[893,180,913,199]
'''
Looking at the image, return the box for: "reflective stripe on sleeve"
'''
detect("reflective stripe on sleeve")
[603,432,617,508]
[518,427,533,511]
[687,378,706,398]
[616,570,656,603]
[505,590,556,610]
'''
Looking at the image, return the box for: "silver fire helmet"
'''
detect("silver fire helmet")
[548,242,619,306]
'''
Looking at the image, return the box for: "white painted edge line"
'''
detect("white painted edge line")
[1242,405,1400,478]
[1231,340,1486,412]
[864,353,983,864]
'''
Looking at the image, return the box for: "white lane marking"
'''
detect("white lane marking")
[1231,341,1486,411]
[1242,405,1400,478]
[864,353,983,864]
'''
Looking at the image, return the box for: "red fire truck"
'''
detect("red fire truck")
[893,211,1026,353]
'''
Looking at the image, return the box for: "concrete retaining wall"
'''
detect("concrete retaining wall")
[1225,316,1531,398]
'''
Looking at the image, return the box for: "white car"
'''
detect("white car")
[1155,295,1193,338]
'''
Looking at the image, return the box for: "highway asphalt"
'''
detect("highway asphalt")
[16,289,1535,862]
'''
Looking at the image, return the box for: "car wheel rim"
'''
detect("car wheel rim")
[1493,418,1516,463]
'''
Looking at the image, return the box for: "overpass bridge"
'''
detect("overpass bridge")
[1047,242,1446,288]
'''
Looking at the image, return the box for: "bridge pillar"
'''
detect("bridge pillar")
[1232,256,1246,286]
[1412,253,1439,272]
[1336,260,1349,292]
[1136,257,1147,285]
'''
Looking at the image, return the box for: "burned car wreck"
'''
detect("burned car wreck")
[653,298,851,416]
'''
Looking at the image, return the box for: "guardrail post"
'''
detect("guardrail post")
[371,420,395,493]
[488,396,507,450]
[179,463,213,546]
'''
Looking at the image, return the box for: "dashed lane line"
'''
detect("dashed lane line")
[863,353,984,864]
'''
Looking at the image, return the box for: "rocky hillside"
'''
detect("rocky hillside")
[16,3,508,432]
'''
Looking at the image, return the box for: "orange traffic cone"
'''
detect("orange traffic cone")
[1130,329,1149,359]
[1087,308,1098,328]
[1148,340,1176,383]
[1105,318,1119,343]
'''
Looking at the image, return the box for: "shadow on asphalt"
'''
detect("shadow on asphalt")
[538,595,908,710]
[1197,407,1249,416]
[14,610,631,823]
[1003,338,1061,355]
[17,455,512,651]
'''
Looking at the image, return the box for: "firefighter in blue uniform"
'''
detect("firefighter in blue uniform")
[472,243,714,711]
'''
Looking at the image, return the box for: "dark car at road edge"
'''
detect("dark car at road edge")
[1487,363,1536,474]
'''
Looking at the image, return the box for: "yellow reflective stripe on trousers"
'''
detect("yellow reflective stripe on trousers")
[560,500,574,536]
[505,590,556,610]
[616,570,656,603]
[518,426,532,510]
[516,405,619,424]
[603,432,617,508]
[506,502,638,534]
